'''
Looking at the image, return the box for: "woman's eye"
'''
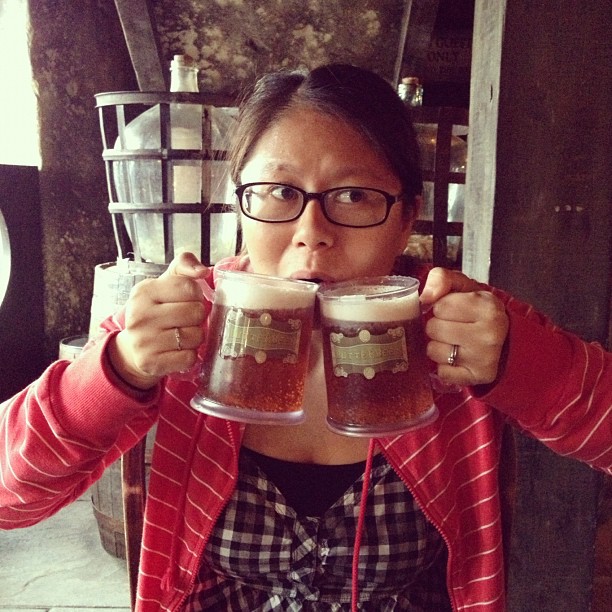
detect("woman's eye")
[270,186,300,202]
[336,189,368,204]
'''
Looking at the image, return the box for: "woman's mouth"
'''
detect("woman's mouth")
[290,272,332,284]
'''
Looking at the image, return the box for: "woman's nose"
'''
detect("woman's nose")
[292,197,334,248]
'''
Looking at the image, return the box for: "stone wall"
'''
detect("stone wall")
[28,0,136,359]
[151,0,405,95]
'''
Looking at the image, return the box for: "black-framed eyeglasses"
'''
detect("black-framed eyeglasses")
[235,182,403,228]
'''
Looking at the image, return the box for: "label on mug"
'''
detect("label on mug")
[329,327,408,379]
[220,308,302,364]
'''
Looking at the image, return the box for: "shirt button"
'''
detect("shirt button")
[319,539,330,557]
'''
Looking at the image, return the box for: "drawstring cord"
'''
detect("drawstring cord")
[351,438,376,612]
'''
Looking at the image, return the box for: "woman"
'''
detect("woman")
[1,64,610,611]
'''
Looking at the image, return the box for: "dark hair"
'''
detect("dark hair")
[229,64,423,213]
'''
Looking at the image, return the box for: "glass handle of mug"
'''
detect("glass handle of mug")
[170,279,215,382]
[420,303,461,394]
[429,372,462,394]
[196,278,216,302]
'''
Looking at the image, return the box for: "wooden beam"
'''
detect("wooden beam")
[461,0,503,282]
[114,0,167,91]
[394,0,440,86]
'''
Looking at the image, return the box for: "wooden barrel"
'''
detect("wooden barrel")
[58,334,88,360]
[58,334,126,558]
[89,427,156,559]
[88,260,164,558]
[91,459,126,558]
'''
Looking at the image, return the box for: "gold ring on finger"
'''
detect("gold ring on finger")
[174,327,183,351]
[447,344,459,367]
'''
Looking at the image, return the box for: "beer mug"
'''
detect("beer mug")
[318,276,437,437]
[190,268,318,424]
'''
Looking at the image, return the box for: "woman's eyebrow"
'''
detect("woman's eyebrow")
[255,160,391,184]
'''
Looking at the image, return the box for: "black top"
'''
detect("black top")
[241,446,368,517]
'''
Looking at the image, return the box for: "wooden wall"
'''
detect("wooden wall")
[465,1,610,609]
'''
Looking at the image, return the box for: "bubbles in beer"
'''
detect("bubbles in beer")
[318,276,435,436]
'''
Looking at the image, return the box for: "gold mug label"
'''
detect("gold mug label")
[220,308,302,364]
[329,327,408,379]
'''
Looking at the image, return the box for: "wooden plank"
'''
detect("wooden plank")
[122,440,147,609]
[490,0,610,342]
[461,0,505,282]
[114,0,166,91]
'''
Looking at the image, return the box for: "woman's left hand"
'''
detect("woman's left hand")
[420,267,510,387]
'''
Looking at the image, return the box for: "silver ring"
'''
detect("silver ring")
[174,327,183,351]
[447,344,459,367]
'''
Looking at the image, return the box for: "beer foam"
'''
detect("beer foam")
[320,286,421,321]
[216,272,317,309]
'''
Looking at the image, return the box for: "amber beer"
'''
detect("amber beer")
[318,277,437,436]
[191,269,318,424]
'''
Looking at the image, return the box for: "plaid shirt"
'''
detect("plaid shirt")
[184,450,451,611]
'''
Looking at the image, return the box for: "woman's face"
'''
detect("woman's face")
[239,107,416,282]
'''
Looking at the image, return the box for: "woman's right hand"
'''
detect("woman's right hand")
[106,252,213,390]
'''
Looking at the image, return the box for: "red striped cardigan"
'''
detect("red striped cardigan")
[1,264,610,611]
